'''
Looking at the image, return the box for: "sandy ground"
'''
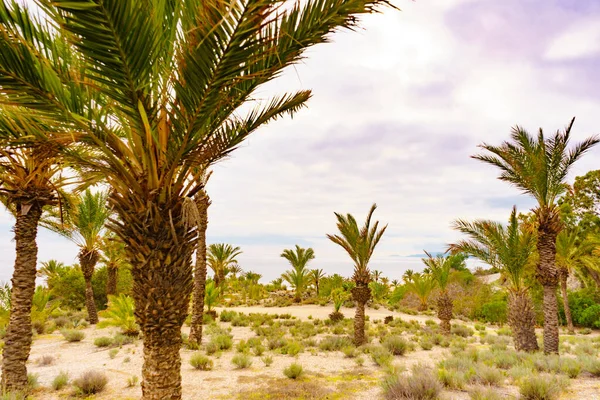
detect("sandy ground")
[24,305,600,400]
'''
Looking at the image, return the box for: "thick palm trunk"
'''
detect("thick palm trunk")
[1,204,42,392]
[351,286,370,346]
[508,289,539,352]
[106,266,118,296]
[79,250,99,324]
[417,300,427,311]
[437,291,452,335]
[559,269,574,333]
[189,192,210,345]
[537,227,560,354]
[294,289,302,303]
[116,198,194,400]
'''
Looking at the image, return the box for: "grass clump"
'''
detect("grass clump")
[211,334,233,351]
[283,362,303,379]
[469,386,502,400]
[382,363,441,400]
[61,329,84,342]
[451,324,474,337]
[437,368,466,390]
[342,345,357,358]
[108,348,119,359]
[518,374,567,400]
[36,355,55,366]
[51,371,69,391]
[261,355,273,366]
[383,336,408,356]
[189,353,214,370]
[318,335,352,351]
[127,375,139,387]
[370,346,393,367]
[73,370,108,395]
[94,336,113,348]
[231,353,252,369]
[470,364,504,386]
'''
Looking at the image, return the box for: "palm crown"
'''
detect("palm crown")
[421,251,465,292]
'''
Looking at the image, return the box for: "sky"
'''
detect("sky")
[1,0,600,283]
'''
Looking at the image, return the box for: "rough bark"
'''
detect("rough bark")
[559,269,574,333]
[536,225,560,354]
[351,286,371,346]
[294,289,302,303]
[79,250,99,324]
[189,191,210,345]
[417,300,427,311]
[106,266,118,296]
[508,289,539,352]
[1,203,42,392]
[437,291,453,335]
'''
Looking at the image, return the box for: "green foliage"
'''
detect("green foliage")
[369,281,389,302]
[382,363,441,400]
[231,353,252,369]
[479,300,508,324]
[204,281,220,312]
[94,336,113,348]
[73,371,108,395]
[61,329,84,342]
[421,251,467,291]
[98,294,139,336]
[261,355,274,366]
[189,353,213,370]
[319,335,352,351]
[331,288,347,313]
[565,289,600,328]
[211,334,233,351]
[383,336,408,356]
[370,346,393,367]
[51,371,69,391]
[283,362,303,379]
[518,374,567,400]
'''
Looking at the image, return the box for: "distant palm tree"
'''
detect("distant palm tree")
[228,265,243,280]
[327,204,387,345]
[281,245,315,302]
[244,271,262,285]
[100,233,127,297]
[38,260,66,289]
[474,118,599,353]
[402,269,415,284]
[371,270,382,282]
[421,251,466,334]
[391,279,400,287]
[405,273,435,311]
[310,269,326,296]
[208,244,242,288]
[450,207,539,351]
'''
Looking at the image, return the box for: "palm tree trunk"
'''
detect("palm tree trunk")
[294,289,302,303]
[106,266,118,296]
[79,250,99,324]
[508,289,539,352]
[1,203,42,392]
[437,291,452,335]
[189,192,210,345]
[351,286,370,346]
[537,228,560,354]
[315,280,319,297]
[559,269,574,333]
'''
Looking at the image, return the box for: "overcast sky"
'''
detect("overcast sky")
[1,0,600,283]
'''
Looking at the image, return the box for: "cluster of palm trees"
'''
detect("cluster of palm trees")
[0,0,394,397]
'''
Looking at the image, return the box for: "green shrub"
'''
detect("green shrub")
[474,323,486,332]
[61,329,84,342]
[112,333,135,346]
[283,363,303,379]
[98,294,139,336]
[342,345,357,358]
[127,375,139,387]
[518,374,567,400]
[94,336,113,348]
[190,353,213,370]
[451,324,474,337]
[52,371,69,391]
[73,370,108,395]
[470,364,503,386]
[231,354,252,369]
[420,337,433,350]
[211,334,233,350]
[108,348,119,359]
[220,310,238,322]
[382,363,441,400]
[355,356,365,366]
[480,301,507,324]
[383,336,408,356]
[438,368,466,389]
[261,355,273,366]
[27,373,39,390]
[371,346,393,367]
[253,344,265,356]
[36,355,55,366]
[284,341,302,356]
[319,335,352,351]
[469,386,502,400]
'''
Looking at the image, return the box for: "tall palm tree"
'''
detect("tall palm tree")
[421,251,466,334]
[44,190,110,324]
[555,229,599,332]
[450,207,539,351]
[310,268,325,296]
[473,118,599,353]
[405,273,435,311]
[208,244,242,288]
[281,245,315,302]
[100,233,127,297]
[0,1,394,397]
[327,204,387,345]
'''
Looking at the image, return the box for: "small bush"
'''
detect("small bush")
[232,353,252,369]
[355,356,365,366]
[27,373,39,390]
[253,344,265,356]
[371,346,393,367]
[61,329,85,342]
[383,336,408,356]
[261,355,273,366]
[342,345,357,358]
[211,334,233,350]
[52,371,69,391]
[438,368,466,389]
[94,336,113,348]
[420,337,433,351]
[73,370,108,395]
[127,375,139,387]
[319,335,352,351]
[283,362,303,379]
[518,374,567,400]
[220,310,238,322]
[53,316,70,328]
[474,323,486,332]
[36,355,55,366]
[189,353,213,370]
[469,386,502,400]
[382,363,441,400]
[109,348,119,359]
[284,341,302,356]
[451,324,474,337]
[471,364,503,386]
[112,333,135,346]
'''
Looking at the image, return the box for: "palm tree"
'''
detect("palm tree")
[421,251,466,334]
[391,279,400,287]
[100,233,127,297]
[327,204,387,345]
[38,260,66,289]
[372,269,383,282]
[450,207,539,351]
[229,265,243,280]
[244,271,262,285]
[281,245,315,302]
[310,269,326,296]
[208,244,242,288]
[555,229,599,332]
[44,190,110,324]
[405,273,435,311]
[0,1,394,397]
[474,118,599,353]
[402,269,415,284]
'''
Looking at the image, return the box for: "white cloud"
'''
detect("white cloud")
[544,19,600,61]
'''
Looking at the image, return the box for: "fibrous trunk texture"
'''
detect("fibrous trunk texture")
[115,197,194,400]
[106,266,118,296]
[508,289,539,352]
[559,268,574,333]
[537,225,560,354]
[79,250,99,325]
[437,291,453,335]
[189,191,210,345]
[294,289,302,303]
[1,204,42,392]
[352,286,371,346]
[418,300,427,311]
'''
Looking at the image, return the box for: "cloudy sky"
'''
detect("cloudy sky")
[1,0,600,283]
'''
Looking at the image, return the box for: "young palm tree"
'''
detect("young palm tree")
[208,244,242,288]
[405,273,435,311]
[450,207,539,351]
[0,1,395,397]
[327,204,387,345]
[371,269,383,282]
[100,233,127,297]
[474,118,599,353]
[44,190,110,324]
[281,245,315,302]
[38,260,66,289]
[421,251,466,334]
[310,268,326,297]
[402,269,415,284]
